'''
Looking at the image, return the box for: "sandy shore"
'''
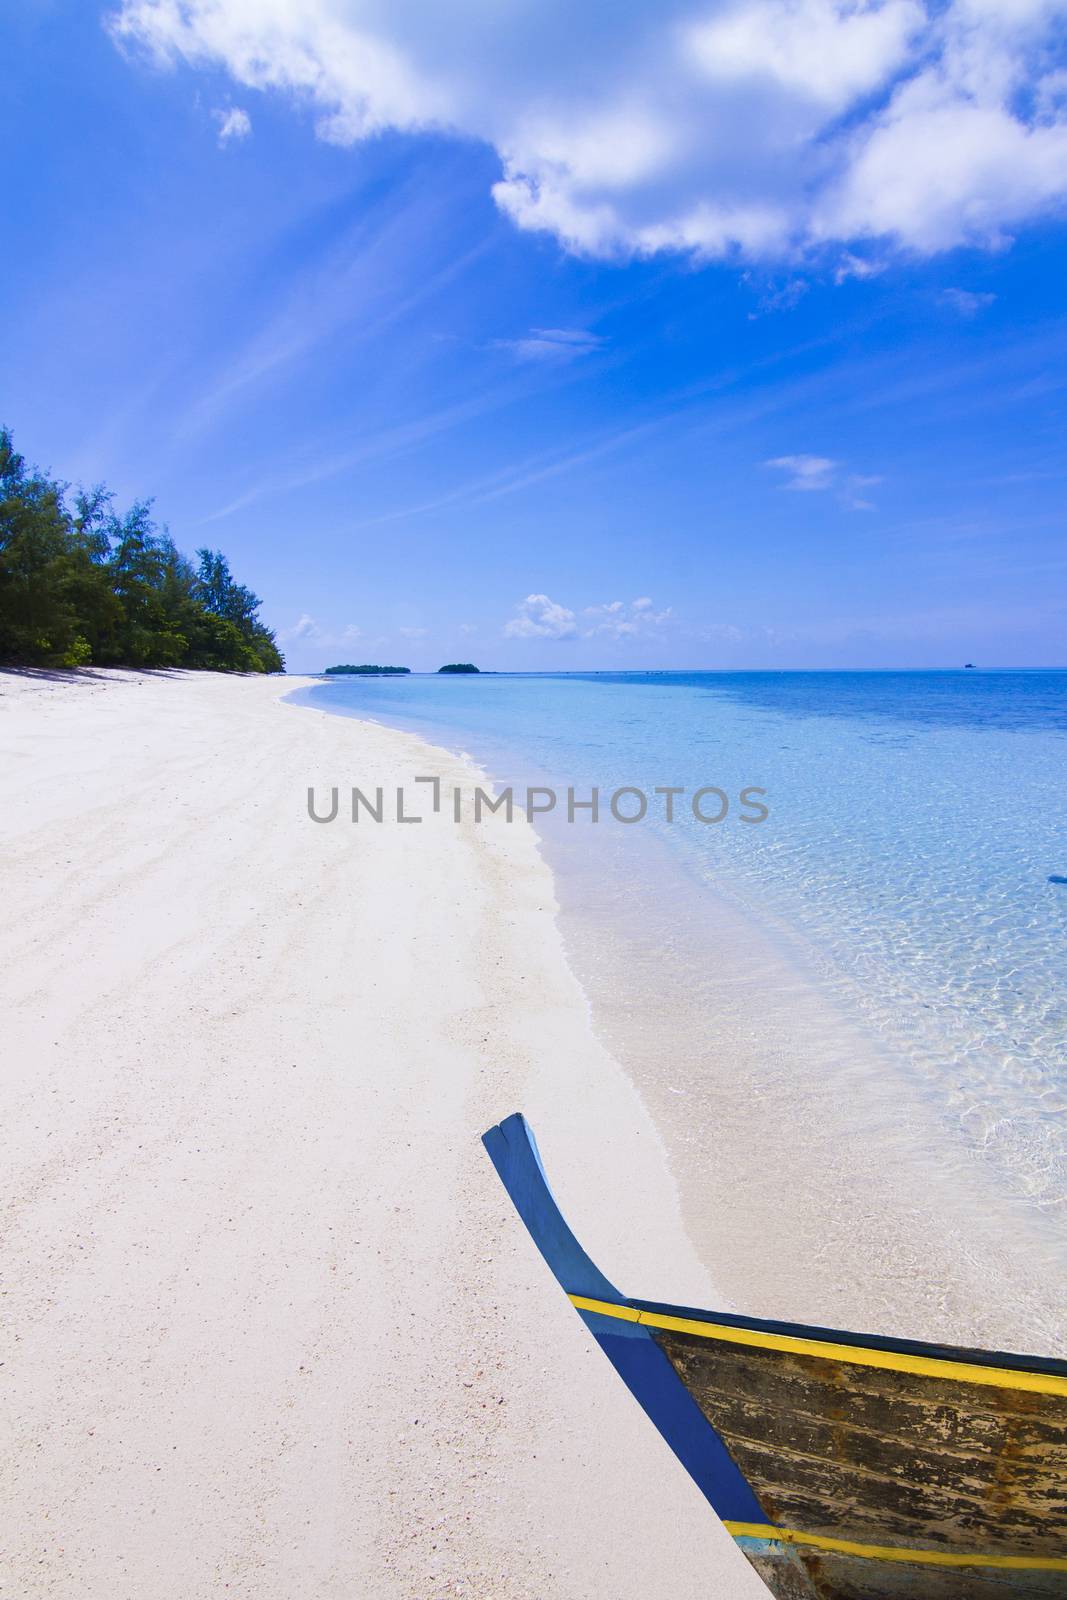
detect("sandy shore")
[0,669,766,1600]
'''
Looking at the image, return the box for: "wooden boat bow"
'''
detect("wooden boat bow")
[483,1112,1067,1599]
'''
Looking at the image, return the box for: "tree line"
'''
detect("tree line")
[0,426,284,672]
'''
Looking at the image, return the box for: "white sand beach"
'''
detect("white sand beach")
[0,669,767,1600]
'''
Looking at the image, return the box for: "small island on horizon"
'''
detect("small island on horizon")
[323,664,411,676]
[437,662,480,674]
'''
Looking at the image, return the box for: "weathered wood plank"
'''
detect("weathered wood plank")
[752,1547,1067,1600]
[656,1328,1067,1561]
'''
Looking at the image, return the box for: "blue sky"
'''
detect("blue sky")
[3,1,1066,670]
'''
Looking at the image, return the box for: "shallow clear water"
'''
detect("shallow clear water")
[294,670,1067,1224]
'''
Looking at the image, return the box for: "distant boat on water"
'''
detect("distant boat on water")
[483,1113,1067,1599]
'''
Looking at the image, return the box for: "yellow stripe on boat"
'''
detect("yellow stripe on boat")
[567,1295,1067,1397]
[724,1523,1067,1572]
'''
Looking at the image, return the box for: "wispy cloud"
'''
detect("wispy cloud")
[502,593,673,642]
[834,253,886,285]
[766,454,838,491]
[503,593,578,639]
[280,613,320,643]
[744,276,808,319]
[583,597,673,638]
[938,288,997,318]
[473,413,677,507]
[181,183,489,446]
[346,335,868,532]
[494,328,603,362]
[203,375,531,523]
[841,473,884,511]
[213,106,250,145]
[279,615,369,651]
[766,455,882,510]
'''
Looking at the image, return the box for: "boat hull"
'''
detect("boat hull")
[742,1543,1067,1599]
[655,1319,1067,1598]
[482,1114,1067,1600]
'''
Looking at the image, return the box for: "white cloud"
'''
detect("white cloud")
[213,105,251,145]
[703,622,745,642]
[398,625,427,638]
[841,473,883,510]
[766,456,882,507]
[583,597,673,637]
[111,0,1067,263]
[686,0,923,112]
[938,287,997,316]
[281,612,321,641]
[834,251,886,283]
[494,328,603,362]
[504,593,578,639]
[745,276,810,318]
[503,592,672,640]
[279,615,366,646]
[766,454,838,490]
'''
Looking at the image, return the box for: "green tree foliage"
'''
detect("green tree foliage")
[0,428,284,672]
[323,664,410,675]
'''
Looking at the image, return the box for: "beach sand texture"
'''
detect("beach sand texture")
[0,669,766,1600]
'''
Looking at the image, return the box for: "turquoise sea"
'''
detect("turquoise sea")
[294,670,1067,1268]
